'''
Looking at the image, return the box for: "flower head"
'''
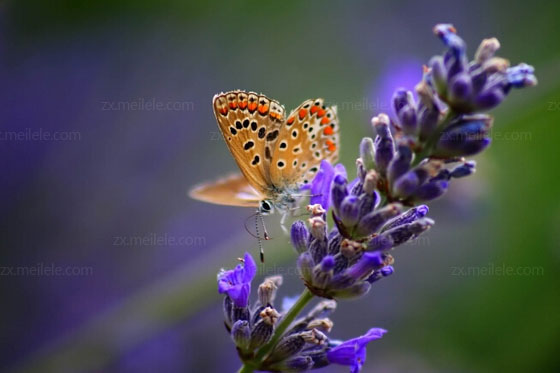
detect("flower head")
[218,252,257,307]
[327,328,387,373]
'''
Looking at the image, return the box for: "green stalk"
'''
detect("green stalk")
[253,287,314,363]
[237,363,255,373]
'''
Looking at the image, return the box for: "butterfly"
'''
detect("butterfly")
[189,90,339,230]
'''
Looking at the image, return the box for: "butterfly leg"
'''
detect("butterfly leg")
[280,211,289,235]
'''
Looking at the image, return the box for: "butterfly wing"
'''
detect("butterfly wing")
[189,173,264,207]
[269,98,339,187]
[213,91,285,195]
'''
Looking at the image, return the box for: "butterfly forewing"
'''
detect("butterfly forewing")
[269,98,339,188]
[213,91,285,194]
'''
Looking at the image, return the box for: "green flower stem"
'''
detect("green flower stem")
[237,363,255,373]
[253,287,314,363]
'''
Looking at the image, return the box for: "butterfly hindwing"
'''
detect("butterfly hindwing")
[269,98,339,188]
[213,91,285,195]
[189,173,264,207]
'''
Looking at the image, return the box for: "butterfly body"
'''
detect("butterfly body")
[190,90,339,218]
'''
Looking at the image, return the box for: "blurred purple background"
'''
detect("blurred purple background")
[1,0,559,372]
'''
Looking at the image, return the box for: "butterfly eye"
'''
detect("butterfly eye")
[260,200,273,214]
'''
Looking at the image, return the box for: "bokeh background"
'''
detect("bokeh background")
[1,0,559,372]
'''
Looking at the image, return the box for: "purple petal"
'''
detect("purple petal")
[310,160,335,210]
[327,328,387,371]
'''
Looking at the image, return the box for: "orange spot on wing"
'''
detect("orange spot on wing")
[270,112,282,120]
[320,117,330,125]
[238,101,247,109]
[323,126,333,135]
[326,139,336,152]
[229,102,237,109]
[299,108,307,119]
[287,116,295,124]
[317,109,326,118]
[258,104,269,114]
[310,106,319,114]
[219,107,228,115]
[248,102,257,112]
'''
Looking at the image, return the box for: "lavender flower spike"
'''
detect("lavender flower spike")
[218,252,257,307]
[327,328,387,373]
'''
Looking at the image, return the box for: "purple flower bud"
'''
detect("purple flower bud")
[268,334,306,363]
[470,67,488,94]
[231,320,251,350]
[223,296,234,327]
[382,205,429,231]
[231,305,250,324]
[413,180,449,201]
[367,265,395,283]
[384,217,434,247]
[297,252,314,283]
[333,281,371,298]
[275,356,314,371]
[372,114,395,175]
[290,220,309,254]
[381,266,395,276]
[450,160,476,178]
[448,73,473,104]
[355,204,403,238]
[430,55,448,96]
[474,88,505,111]
[346,252,385,281]
[327,231,343,256]
[250,317,274,350]
[366,234,394,252]
[387,144,413,185]
[392,171,420,198]
[358,191,379,219]
[431,168,451,182]
[320,255,336,272]
[360,137,376,170]
[309,237,328,265]
[435,115,492,157]
[507,63,537,88]
[314,255,335,288]
[393,89,417,135]
[433,24,466,57]
[305,349,329,369]
[339,195,360,228]
[331,174,348,215]
[417,103,440,141]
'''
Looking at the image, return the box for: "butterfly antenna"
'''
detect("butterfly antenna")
[259,211,270,241]
[244,212,260,239]
[255,211,265,262]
